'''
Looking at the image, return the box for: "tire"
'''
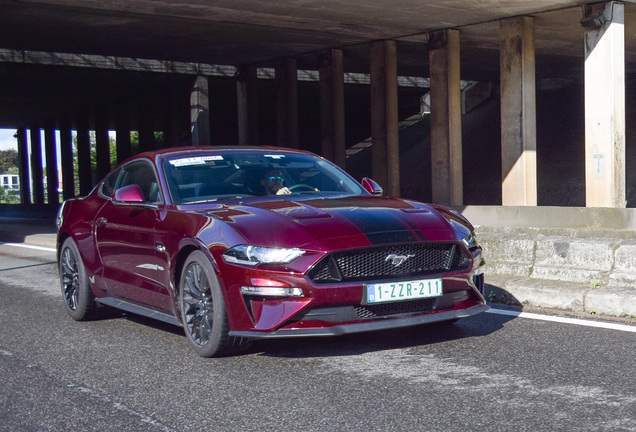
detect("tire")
[59,237,95,320]
[179,251,250,357]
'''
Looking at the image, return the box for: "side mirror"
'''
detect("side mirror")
[361,177,383,196]
[114,184,145,203]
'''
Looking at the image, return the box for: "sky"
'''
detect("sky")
[0,129,17,151]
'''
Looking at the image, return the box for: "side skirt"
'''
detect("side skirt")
[95,297,182,327]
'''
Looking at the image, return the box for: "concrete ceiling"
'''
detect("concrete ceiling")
[2,0,636,78]
[1,0,636,129]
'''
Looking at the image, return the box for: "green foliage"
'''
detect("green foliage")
[0,184,20,204]
[0,149,20,203]
[0,149,19,173]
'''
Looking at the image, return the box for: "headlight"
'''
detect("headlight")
[222,245,305,266]
[461,232,479,249]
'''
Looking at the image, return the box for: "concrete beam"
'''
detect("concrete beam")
[500,16,537,206]
[583,2,626,208]
[429,29,463,206]
[370,40,400,197]
[0,49,430,88]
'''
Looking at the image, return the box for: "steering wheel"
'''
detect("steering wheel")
[288,184,318,192]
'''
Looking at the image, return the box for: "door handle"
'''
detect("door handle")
[96,217,107,227]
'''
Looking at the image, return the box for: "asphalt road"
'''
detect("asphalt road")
[1,243,635,432]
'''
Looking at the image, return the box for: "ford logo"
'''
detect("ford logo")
[385,253,415,267]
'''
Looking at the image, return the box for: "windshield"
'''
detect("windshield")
[162,151,367,204]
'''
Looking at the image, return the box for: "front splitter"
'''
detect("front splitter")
[229,303,489,339]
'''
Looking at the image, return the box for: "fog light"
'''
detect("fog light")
[240,286,304,297]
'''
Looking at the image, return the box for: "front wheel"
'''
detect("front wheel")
[59,237,95,320]
[179,251,250,357]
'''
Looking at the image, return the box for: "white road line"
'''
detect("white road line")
[487,308,636,333]
[0,242,56,253]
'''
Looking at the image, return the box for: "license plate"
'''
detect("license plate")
[364,278,443,304]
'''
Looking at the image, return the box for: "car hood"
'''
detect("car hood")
[195,195,462,251]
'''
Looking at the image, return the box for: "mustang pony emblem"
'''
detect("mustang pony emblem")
[385,253,415,267]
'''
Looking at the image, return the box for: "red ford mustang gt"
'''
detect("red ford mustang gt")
[57,146,487,357]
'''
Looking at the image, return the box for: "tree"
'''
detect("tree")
[0,149,18,174]
[0,150,20,203]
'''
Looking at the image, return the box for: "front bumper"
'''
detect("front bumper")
[228,303,489,339]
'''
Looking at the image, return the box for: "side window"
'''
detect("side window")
[117,161,162,204]
[100,168,121,198]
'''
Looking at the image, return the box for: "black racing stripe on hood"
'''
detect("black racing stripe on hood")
[335,208,426,245]
[366,231,418,245]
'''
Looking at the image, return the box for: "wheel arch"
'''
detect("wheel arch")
[172,240,223,318]
[56,231,72,263]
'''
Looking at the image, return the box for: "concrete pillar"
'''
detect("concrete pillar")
[276,58,299,148]
[59,119,75,200]
[583,2,626,207]
[116,102,132,164]
[76,112,93,195]
[43,124,59,205]
[319,49,346,168]
[429,29,463,205]
[95,108,111,181]
[500,16,537,206]
[164,86,183,148]
[237,65,260,146]
[370,40,400,197]
[191,75,210,147]
[29,127,44,205]
[16,128,31,204]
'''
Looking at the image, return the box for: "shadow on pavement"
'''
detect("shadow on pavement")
[0,220,56,244]
[251,311,516,359]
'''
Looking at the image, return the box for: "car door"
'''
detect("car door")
[94,160,173,312]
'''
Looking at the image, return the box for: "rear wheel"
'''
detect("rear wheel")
[179,251,250,357]
[59,237,95,320]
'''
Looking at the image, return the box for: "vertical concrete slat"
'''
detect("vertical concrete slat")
[95,108,111,181]
[370,40,400,197]
[583,2,626,208]
[164,85,183,148]
[138,98,155,152]
[500,16,537,206]
[191,75,210,147]
[116,102,132,164]
[76,113,93,196]
[319,49,346,168]
[29,127,44,205]
[276,58,299,148]
[43,124,59,205]
[16,128,31,204]
[59,119,75,200]
[237,65,260,146]
[429,29,463,206]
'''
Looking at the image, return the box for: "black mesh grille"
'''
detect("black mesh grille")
[309,243,470,283]
[355,298,436,318]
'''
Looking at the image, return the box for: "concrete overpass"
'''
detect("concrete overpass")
[0,0,635,210]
